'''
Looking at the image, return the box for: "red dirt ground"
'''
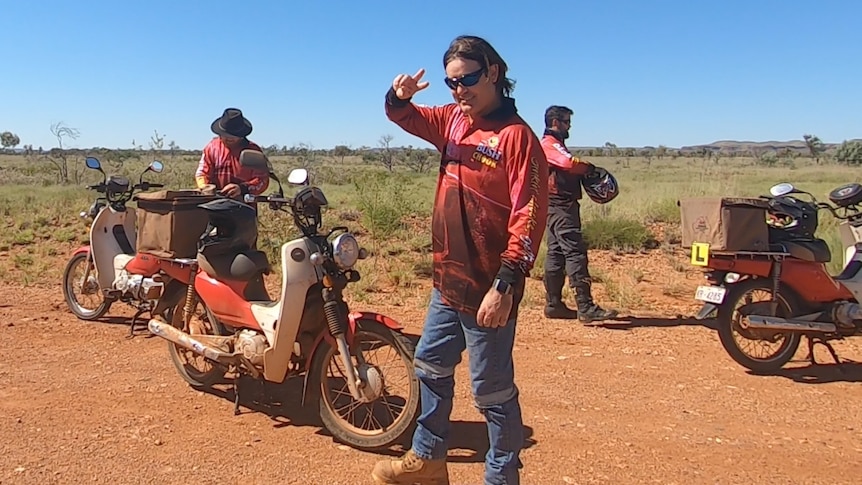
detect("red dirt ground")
[2,248,862,484]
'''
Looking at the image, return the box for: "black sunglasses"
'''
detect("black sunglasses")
[443,67,486,90]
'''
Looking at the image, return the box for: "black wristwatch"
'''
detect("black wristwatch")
[492,278,513,295]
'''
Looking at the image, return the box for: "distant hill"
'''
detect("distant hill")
[568,138,862,156]
[678,139,856,155]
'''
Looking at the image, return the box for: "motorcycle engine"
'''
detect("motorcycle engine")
[113,273,163,301]
[235,330,268,366]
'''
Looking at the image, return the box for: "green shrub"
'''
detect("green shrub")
[584,217,657,251]
[353,171,420,239]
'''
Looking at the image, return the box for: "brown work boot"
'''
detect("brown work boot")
[371,449,450,485]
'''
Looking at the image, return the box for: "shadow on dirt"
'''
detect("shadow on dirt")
[87,314,159,338]
[200,375,536,460]
[592,315,718,331]
[749,361,862,384]
[202,376,324,429]
[375,421,537,463]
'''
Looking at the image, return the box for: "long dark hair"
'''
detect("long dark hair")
[443,35,515,97]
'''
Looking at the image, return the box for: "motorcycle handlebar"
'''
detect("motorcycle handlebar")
[86,182,164,192]
[244,194,293,206]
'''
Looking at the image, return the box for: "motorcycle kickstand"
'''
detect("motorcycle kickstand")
[234,375,243,416]
[127,309,147,339]
[806,336,846,373]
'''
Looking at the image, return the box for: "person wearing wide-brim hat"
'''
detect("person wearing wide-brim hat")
[195,108,269,199]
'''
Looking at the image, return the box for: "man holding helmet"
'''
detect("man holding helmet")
[541,105,619,323]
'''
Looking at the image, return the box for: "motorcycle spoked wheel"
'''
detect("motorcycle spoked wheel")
[716,279,802,373]
[165,298,230,389]
[311,319,420,451]
[62,251,112,320]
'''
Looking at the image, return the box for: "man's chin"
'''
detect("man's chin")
[458,100,475,113]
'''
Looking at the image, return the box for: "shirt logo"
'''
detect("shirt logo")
[552,142,572,158]
[471,136,503,169]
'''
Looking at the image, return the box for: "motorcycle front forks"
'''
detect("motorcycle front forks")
[322,286,369,402]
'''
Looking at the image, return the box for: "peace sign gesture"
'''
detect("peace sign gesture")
[392,68,430,100]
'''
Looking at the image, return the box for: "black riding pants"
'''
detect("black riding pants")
[544,201,590,290]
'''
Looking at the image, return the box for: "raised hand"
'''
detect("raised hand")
[392,68,430,100]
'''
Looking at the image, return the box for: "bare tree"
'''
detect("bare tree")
[295,142,317,168]
[168,140,179,161]
[379,134,395,172]
[403,145,434,173]
[147,129,166,167]
[45,122,81,184]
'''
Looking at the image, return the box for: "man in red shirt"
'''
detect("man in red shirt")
[371,35,548,485]
[195,108,269,198]
[541,105,617,323]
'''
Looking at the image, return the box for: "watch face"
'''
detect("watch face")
[495,279,511,294]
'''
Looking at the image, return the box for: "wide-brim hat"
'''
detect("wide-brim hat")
[211,108,252,138]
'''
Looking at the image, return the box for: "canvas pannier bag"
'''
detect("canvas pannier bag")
[678,197,770,251]
[134,189,219,258]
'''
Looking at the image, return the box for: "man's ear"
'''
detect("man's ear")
[488,64,499,84]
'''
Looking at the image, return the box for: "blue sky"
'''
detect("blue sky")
[3,0,860,151]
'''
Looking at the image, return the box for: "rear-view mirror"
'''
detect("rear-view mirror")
[769,182,797,197]
[288,168,309,186]
[85,157,102,170]
[239,149,273,172]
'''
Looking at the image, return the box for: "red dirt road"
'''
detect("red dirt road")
[3,250,862,484]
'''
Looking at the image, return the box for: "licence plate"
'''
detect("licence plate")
[695,285,726,304]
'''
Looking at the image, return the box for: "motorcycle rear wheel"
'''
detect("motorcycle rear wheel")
[62,252,112,320]
[165,298,229,389]
[311,319,420,451]
[716,279,801,373]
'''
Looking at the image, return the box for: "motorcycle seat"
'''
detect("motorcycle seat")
[770,238,832,263]
[198,249,272,282]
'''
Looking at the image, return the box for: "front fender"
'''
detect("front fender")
[348,310,404,331]
[300,310,405,406]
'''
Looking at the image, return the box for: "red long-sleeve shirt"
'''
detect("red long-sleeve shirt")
[385,89,549,314]
[541,132,591,205]
[195,137,269,195]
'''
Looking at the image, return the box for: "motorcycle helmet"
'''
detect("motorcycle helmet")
[197,198,259,256]
[581,166,619,204]
[766,196,818,239]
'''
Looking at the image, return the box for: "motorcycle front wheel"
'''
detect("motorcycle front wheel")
[311,319,420,451]
[716,279,801,373]
[62,251,112,320]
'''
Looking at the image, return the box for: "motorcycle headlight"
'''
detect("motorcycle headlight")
[332,232,360,270]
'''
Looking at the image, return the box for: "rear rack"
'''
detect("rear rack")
[709,250,790,260]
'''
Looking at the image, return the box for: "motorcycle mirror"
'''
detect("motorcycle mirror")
[85,157,103,171]
[148,160,164,173]
[769,182,797,197]
[287,168,309,186]
[239,149,273,172]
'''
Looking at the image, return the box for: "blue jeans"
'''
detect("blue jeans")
[411,287,524,485]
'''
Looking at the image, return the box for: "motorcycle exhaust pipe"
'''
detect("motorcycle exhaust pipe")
[746,315,837,333]
[148,317,237,364]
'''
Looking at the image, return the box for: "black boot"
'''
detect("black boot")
[574,282,619,323]
[544,273,578,319]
